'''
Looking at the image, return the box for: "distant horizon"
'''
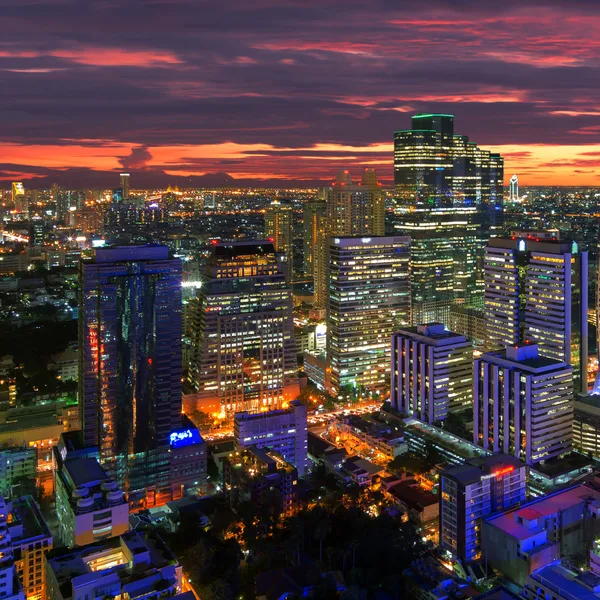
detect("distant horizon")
[2,2,600,186]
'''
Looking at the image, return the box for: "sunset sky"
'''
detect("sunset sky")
[2,0,600,187]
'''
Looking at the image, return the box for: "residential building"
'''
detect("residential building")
[45,531,183,600]
[47,342,78,382]
[484,237,588,393]
[313,168,385,308]
[54,456,129,548]
[265,200,294,281]
[188,241,299,415]
[0,449,36,497]
[222,447,298,515]
[234,400,308,476]
[0,497,25,600]
[522,561,600,600]
[5,495,53,600]
[391,323,473,423]
[482,484,600,586]
[302,198,326,277]
[440,454,527,563]
[387,481,439,544]
[473,344,573,466]
[326,236,410,397]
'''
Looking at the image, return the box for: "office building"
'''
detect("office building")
[484,237,588,393]
[573,395,600,459]
[0,449,36,497]
[234,400,308,476]
[4,495,53,600]
[45,531,183,600]
[302,198,326,277]
[394,206,487,324]
[326,236,411,398]
[0,497,25,600]
[79,245,183,497]
[474,344,573,466]
[265,200,294,281]
[391,323,473,423]
[119,173,130,200]
[54,456,129,548]
[313,168,386,308]
[188,241,299,415]
[393,113,504,218]
[509,174,518,202]
[11,182,26,216]
[482,484,600,586]
[440,454,527,563]
[222,447,299,515]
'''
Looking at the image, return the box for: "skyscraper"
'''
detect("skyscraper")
[188,241,299,415]
[120,173,130,200]
[394,206,485,324]
[391,323,473,423]
[509,174,518,202]
[302,197,326,277]
[313,168,386,308]
[11,182,27,216]
[394,113,504,214]
[326,236,411,398]
[265,200,293,281]
[393,114,503,322]
[473,344,573,465]
[79,245,183,464]
[484,237,588,393]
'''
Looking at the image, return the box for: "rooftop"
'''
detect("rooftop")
[63,457,109,488]
[486,485,600,541]
[529,561,600,600]
[442,454,525,487]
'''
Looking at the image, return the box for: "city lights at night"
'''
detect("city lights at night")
[1,1,600,599]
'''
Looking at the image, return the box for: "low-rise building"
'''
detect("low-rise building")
[55,457,129,548]
[234,400,308,476]
[482,484,600,586]
[45,531,183,600]
[47,342,78,382]
[387,481,439,544]
[522,560,600,600]
[223,447,298,515]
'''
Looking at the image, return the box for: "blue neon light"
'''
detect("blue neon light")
[169,428,203,448]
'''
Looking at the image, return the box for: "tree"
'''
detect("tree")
[314,517,330,564]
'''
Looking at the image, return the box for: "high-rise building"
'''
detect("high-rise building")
[394,206,485,324]
[509,174,518,202]
[326,236,411,398]
[79,245,183,465]
[473,344,573,465]
[484,237,588,393]
[391,323,473,423]
[188,241,299,415]
[313,169,386,309]
[120,173,130,200]
[440,454,527,563]
[302,198,326,277]
[393,114,502,322]
[11,182,27,216]
[234,399,308,476]
[265,200,293,281]
[393,113,504,216]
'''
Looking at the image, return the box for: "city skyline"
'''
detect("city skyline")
[1,2,600,187]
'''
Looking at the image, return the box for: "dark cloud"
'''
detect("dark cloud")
[1,0,600,185]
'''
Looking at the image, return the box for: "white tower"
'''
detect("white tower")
[509,174,518,202]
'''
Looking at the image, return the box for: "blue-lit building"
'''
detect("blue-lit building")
[440,454,527,565]
[78,246,196,505]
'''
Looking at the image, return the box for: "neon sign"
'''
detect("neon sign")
[169,428,202,448]
[493,466,514,477]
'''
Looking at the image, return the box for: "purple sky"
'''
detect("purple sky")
[2,0,600,187]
